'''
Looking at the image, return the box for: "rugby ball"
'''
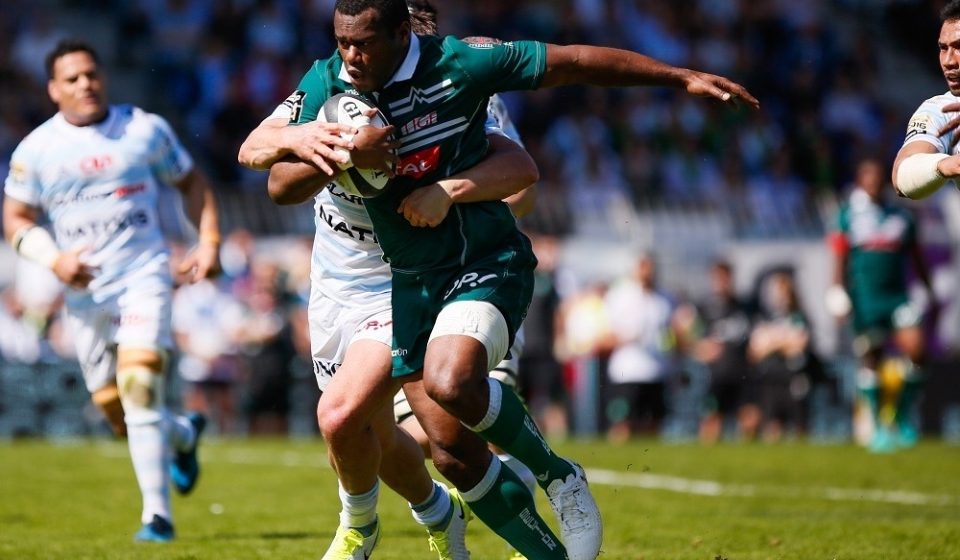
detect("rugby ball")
[320,93,394,198]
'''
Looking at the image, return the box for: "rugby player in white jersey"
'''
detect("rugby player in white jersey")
[240,101,534,559]
[894,0,960,199]
[2,41,221,543]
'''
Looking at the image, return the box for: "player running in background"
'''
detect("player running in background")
[268,1,758,558]
[828,158,936,452]
[239,42,537,560]
[2,41,220,542]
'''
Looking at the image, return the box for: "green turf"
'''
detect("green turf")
[0,438,957,559]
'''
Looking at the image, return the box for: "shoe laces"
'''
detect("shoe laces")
[328,527,365,559]
[549,474,592,534]
[428,530,452,559]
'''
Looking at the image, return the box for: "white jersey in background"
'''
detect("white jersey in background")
[3,104,192,307]
[903,92,960,156]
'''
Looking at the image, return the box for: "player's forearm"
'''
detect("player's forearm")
[438,137,539,204]
[178,170,221,244]
[238,121,290,171]
[268,158,332,205]
[542,44,687,89]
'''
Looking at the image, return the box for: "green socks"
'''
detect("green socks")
[462,456,567,559]
[470,379,574,487]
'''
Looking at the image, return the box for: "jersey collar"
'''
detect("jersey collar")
[338,33,421,88]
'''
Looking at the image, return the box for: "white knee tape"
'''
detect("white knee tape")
[429,301,509,372]
[117,366,164,424]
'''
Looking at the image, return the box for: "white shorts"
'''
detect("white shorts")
[66,283,173,393]
[309,293,392,392]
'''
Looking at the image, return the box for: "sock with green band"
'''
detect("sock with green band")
[469,378,574,487]
[461,456,567,559]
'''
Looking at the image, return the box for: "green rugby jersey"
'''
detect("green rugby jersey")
[292,34,546,272]
[836,189,915,303]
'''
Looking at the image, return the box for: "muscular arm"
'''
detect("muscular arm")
[891,140,960,198]
[397,134,539,227]
[541,44,759,107]
[238,117,355,174]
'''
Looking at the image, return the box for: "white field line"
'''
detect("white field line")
[96,444,957,507]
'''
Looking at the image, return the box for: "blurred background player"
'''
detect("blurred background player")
[2,40,220,541]
[830,157,936,451]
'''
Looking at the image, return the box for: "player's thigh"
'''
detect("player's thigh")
[114,281,174,361]
[308,294,391,391]
[66,303,118,393]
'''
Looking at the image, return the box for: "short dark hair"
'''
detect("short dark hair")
[334,0,410,32]
[45,40,99,80]
[942,0,960,22]
[406,0,437,36]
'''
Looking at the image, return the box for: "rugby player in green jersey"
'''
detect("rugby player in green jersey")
[265,1,758,558]
[829,158,936,453]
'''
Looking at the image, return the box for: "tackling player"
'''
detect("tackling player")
[2,41,221,541]
[828,158,936,451]
[268,1,758,558]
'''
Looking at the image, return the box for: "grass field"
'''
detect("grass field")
[1,438,958,559]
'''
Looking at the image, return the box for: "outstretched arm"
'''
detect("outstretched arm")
[541,44,759,108]
[397,134,539,227]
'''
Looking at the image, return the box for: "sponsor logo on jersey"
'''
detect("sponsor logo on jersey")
[388,80,454,116]
[282,90,307,123]
[327,183,365,206]
[905,113,931,141]
[443,271,499,299]
[397,116,470,155]
[9,161,28,183]
[397,146,441,179]
[317,203,378,243]
[79,154,113,175]
[58,208,150,240]
[114,183,146,198]
[463,36,505,49]
[401,111,439,136]
[391,347,408,358]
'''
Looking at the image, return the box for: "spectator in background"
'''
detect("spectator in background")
[694,260,760,444]
[603,253,677,442]
[519,233,568,438]
[236,258,295,435]
[172,256,245,435]
[748,270,817,443]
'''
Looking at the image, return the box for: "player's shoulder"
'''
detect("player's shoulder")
[12,114,62,157]
[913,91,958,112]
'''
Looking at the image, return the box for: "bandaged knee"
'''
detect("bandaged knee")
[117,366,164,425]
[429,301,509,372]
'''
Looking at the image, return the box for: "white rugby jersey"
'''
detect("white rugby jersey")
[4,105,192,306]
[271,94,520,306]
[903,92,960,155]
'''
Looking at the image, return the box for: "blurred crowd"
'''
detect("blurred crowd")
[0,0,948,236]
[1,0,959,440]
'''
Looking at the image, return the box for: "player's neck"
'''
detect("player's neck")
[61,107,109,127]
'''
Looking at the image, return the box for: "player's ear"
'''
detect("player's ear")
[47,80,60,105]
[397,19,411,42]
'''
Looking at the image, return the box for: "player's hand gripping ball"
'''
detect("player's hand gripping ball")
[320,93,395,198]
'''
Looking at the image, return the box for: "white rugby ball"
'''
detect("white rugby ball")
[320,93,394,198]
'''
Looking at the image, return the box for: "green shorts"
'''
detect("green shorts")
[852,296,923,350]
[390,234,536,377]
